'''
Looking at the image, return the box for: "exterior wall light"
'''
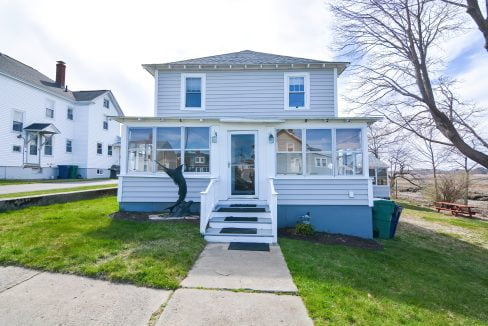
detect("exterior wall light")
[211,131,218,143]
[268,133,275,144]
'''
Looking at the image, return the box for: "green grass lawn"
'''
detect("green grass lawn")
[0,178,112,186]
[280,203,488,325]
[0,184,117,199]
[0,196,205,289]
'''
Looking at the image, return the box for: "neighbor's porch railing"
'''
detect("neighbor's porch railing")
[268,178,278,242]
[200,177,219,234]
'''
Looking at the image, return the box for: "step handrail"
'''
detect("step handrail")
[268,178,278,242]
[200,177,219,234]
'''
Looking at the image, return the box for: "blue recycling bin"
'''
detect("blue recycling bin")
[58,165,70,179]
[389,205,403,238]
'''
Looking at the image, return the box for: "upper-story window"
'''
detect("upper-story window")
[107,145,113,156]
[97,142,103,155]
[284,72,310,110]
[12,110,24,132]
[103,99,110,108]
[66,139,72,153]
[103,116,109,130]
[67,107,74,120]
[181,73,206,110]
[46,99,55,118]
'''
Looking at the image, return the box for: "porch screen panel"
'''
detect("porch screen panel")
[184,127,210,173]
[306,129,332,175]
[276,129,303,175]
[156,127,181,170]
[128,128,153,172]
[336,129,363,176]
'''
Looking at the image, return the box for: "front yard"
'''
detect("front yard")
[0,196,205,289]
[281,202,488,325]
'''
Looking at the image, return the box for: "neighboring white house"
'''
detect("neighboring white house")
[0,53,124,179]
[114,50,381,242]
[369,155,390,199]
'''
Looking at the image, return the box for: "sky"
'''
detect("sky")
[0,0,487,118]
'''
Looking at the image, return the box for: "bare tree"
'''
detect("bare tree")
[449,148,479,204]
[413,128,451,200]
[441,0,488,51]
[386,140,421,198]
[368,122,400,158]
[331,0,488,168]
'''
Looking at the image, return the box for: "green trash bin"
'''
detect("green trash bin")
[372,199,396,239]
[68,165,79,179]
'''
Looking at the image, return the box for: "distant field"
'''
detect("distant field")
[394,173,488,217]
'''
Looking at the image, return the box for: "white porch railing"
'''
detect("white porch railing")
[200,177,219,234]
[268,178,278,242]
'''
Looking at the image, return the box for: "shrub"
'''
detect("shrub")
[295,223,315,236]
[437,173,466,203]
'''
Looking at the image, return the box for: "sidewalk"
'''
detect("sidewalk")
[0,180,116,195]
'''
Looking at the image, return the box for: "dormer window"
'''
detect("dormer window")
[284,72,310,110]
[181,73,206,110]
[103,99,110,108]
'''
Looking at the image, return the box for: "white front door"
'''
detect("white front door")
[228,131,258,198]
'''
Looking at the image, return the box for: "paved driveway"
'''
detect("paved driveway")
[0,180,116,195]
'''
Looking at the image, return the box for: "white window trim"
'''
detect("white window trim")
[96,142,103,155]
[284,72,310,110]
[103,98,110,109]
[66,139,73,154]
[43,135,54,156]
[180,73,206,111]
[12,109,24,133]
[107,145,113,156]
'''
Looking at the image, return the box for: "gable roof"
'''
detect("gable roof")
[0,52,124,116]
[73,90,108,101]
[143,50,349,75]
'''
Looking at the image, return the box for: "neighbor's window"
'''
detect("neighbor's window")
[369,168,376,184]
[336,129,363,176]
[97,142,103,155]
[276,129,303,174]
[184,127,210,173]
[12,145,21,153]
[44,135,53,155]
[29,133,38,155]
[45,108,54,118]
[377,168,388,185]
[67,107,74,120]
[97,169,104,175]
[306,129,332,175]
[103,99,110,108]
[103,116,109,130]
[128,128,153,172]
[107,145,113,156]
[12,110,24,132]
[156,127,181,170]
[66,139,72,153]
[285,73,309,109]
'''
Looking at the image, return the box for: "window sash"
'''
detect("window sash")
[44,136,53,155]
[97,143,103,155]
[67,108,73,120]
[108,145,113,156]
[185,77,202,108]
[66,140,72,153]
[46,108,54,118]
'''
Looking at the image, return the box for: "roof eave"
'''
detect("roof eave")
[110,116,381,124]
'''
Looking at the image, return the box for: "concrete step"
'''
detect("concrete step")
[204,227,273,243]
[208,216,272,229]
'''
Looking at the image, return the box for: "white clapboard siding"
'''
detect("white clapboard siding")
[156,70,335,117]
[274,178,369,205]
[120,176,209,202]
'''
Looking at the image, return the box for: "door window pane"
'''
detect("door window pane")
[231,134,255,195]
[29,133,38,155]
[128,128,153,172]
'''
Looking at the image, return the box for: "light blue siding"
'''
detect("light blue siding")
[274,178,369,205]
[120,176,209,202]
[157,70,335,117]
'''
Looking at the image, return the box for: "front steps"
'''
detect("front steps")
[204,201,274,243]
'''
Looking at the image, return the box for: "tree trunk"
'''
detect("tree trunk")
[433,166,439,201]
[464,157,469,205]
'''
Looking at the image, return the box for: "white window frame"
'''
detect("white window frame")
[12,109,24,133]
[96,142,103,155]
[103,115,109,130]
[45,108,54,119]
[195,156,205,164]
[107,145,113,156]
[284,72,310,110]
[66,139,73,153]
[180,73,206,111]
[67,107,74,120]
[43,135,54,156]
[103,99,110,109]
[45,99,55,119]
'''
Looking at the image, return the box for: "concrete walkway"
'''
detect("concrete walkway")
[159,243,312,325]
[0,243,312,325]
[0,180,116,195]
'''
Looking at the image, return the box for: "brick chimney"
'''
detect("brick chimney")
[55,61,66,88]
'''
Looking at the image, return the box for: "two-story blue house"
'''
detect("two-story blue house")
[114,50,379,243]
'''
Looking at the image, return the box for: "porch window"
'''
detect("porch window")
[128,128,153,172]
[44,135,53,156]
[156,127,181,170]
[306,129,332,175]
[184,127,210,172]
[336,129,363,176]
[12,110,24,132]
[276,129,303,174]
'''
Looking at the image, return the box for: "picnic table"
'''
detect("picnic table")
[434,201,477,218]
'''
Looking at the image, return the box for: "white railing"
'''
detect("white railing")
[268,178,278,243]
[200,178,219,234]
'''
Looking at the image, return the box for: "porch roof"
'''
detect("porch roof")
[23,123,60,134]
[110,116,382,125]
